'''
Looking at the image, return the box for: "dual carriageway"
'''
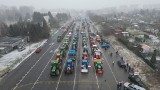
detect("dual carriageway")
[0,18,129,90]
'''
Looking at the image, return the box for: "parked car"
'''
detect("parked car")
[35,48,42,53]
[128,73,144,87]
[18,47,26,52]
[123,82,146,90]
[117,59,125,68]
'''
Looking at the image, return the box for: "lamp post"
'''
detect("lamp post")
[28,32,30,53]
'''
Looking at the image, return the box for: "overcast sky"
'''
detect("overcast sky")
[1,0,160,10]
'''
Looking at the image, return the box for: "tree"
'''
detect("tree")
[48,11,59,28]
[150,49,157,64]
[42,20,50,38]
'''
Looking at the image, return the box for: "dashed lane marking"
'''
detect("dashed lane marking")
[30,49,58,90]
[13,81,105,90]
[12,37,57,90]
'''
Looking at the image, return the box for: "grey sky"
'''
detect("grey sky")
[1,0,160,10]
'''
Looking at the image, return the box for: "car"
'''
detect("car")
[117,59,126,68]
[35,48,42,53]
[123,82,146,90]
[128,73,144,87]
[18,46,26,52]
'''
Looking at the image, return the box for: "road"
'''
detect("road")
[0,18,129,90]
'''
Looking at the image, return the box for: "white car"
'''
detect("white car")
[123,82,146,90]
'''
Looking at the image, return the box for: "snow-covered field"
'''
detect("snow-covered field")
[0,39,47,77]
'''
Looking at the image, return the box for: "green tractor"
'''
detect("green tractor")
[60,47,66,57]
[63,42,69,50]
[64,37,69,43]
[94,61,103,74]
[57,35,62,42]
[50,60,62,76]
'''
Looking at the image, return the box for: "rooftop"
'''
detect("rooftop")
[0,36,24,44]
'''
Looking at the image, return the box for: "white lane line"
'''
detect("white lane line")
[30,49,58,90]
[72,28,79,90]
[98,43,118,83]
[56,23,76,90]
[55,63,65,90]
[12,42,55,90]
[92,57,100,89]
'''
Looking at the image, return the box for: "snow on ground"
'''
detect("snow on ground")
[0,39,47,77]
[107,36,160,90]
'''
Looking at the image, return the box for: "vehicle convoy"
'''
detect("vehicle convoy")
[65,59,74,74]
[81,59,89,73]
[50,60,62,76]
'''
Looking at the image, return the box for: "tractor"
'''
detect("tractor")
[50,60,62,76]
[81,60,89,73]
[57,35,62,42]
[59,47,66,57]
[55,52,62,62]
[65,59,74,74]
[94,61,103,74]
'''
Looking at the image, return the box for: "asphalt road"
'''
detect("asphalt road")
[0,18,130,90]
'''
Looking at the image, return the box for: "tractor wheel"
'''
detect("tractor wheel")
[56,70,60,75]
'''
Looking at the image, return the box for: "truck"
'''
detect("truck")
[81,60,89,73]
[50,60,62,76]
[65,59,74,74]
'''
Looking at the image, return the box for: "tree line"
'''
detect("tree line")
[0,11,71,42]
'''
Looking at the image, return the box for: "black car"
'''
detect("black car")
[128,73,144,87]
[117,59,126,68]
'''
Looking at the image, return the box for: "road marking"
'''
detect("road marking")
[14,80,103,90]
[92,57,100,89]
[30,50,58,90]
[31,24,72,90]
[72,27,79,90]
[12,37,57,90]
[98,39,118,83]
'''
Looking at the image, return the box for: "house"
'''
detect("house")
[121,32,129,37]
[141,44,153,53]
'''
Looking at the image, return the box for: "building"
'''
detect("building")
[0,36,27,54]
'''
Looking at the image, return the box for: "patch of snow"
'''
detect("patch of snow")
[0,39,47,77]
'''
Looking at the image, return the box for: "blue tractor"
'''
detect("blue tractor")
[65,59,74,74]
[68,50,76,56]
[102,43,110,50]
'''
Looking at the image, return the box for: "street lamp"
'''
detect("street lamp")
[28,32,30,53]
